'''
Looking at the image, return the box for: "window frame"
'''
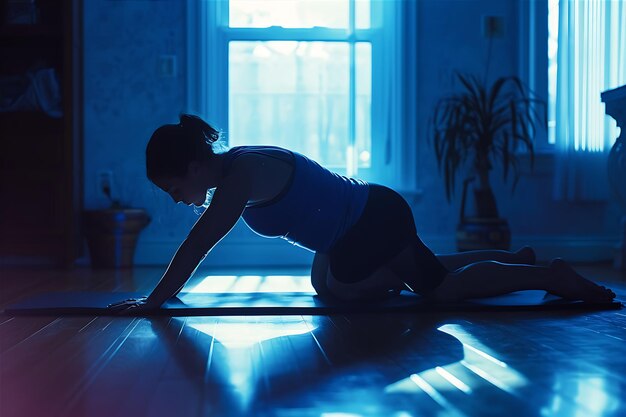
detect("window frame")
[518,0,553,154]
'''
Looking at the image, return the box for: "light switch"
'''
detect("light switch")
[158,55,177,77]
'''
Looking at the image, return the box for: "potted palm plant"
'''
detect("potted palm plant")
[430,72,546,251]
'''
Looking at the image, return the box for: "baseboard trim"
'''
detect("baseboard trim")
[132,238,315,267]
[119,235,619,267]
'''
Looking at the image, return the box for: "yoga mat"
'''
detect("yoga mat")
[2,290,622,316]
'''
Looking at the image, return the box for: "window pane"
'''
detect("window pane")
[356,0,371,29]
[230,41,367,169]
[230,0,349,28]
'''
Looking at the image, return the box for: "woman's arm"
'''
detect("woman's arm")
[143,166,252,308]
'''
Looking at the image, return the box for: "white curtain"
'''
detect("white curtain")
[379,0,404,167]
[375,0,417,190]
[553,0,626,201]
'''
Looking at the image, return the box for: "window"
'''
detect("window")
[187,0,418,188]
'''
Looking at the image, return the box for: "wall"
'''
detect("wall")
[82,0,621,267]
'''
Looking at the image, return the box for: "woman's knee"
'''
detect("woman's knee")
[327,266,404,302]
[310,253,333,297]
[311,253,364,301]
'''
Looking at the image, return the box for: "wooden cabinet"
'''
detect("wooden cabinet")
[0,0,81,266]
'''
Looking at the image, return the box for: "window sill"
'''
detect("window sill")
[517,151,555,176]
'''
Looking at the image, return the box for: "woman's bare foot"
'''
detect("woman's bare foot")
[547,258,616,303]
[515,246,536,265]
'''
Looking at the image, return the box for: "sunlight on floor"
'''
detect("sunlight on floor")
[437,323,528,393]
[385,323,527,412]
[541,373,621,417]
[185,316,319,349]
[185,274,315,294]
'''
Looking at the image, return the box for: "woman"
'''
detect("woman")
[117,114,615,311]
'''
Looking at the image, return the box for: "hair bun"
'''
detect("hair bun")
[179,114,220,144]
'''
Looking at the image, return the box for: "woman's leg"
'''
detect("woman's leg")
[310,253,335,298]
[312,253,406,301]
[326,264,406,301]
[428,258,615,303]
[436,246,536,271]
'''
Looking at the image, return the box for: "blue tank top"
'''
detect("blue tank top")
[222,146,369,253]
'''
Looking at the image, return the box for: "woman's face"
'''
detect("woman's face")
[154,163,208,207]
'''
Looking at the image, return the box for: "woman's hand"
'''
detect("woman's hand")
[108,297,154,315]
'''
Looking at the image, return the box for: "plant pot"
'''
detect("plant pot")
[83,208,151,268]
[456,217,511,252]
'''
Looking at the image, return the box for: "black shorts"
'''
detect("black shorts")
[327,184,448,294]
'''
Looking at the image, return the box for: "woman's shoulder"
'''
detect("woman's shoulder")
[224,145,293,163]
[226,145,291,155]
[221,145,294,175]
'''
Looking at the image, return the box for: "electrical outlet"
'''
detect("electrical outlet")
[97,170,114,201]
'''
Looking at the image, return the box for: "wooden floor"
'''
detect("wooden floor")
[1,264,625,417]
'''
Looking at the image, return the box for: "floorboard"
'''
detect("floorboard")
[0,264,625,417]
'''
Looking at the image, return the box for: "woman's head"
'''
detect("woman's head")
[146,114,219,180]
[146,114,221,206]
